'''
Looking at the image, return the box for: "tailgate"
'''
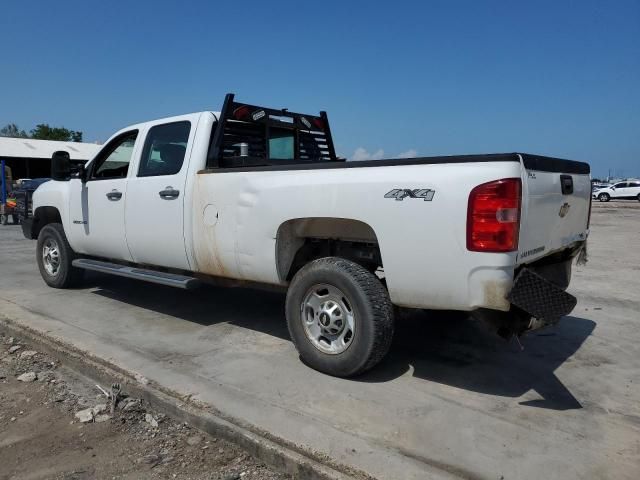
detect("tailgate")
[517,154,591,264]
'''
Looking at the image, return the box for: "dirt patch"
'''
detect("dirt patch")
[0,332,289,480]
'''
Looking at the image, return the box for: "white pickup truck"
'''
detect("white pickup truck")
[23,94,591,377]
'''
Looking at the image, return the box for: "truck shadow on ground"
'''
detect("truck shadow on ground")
[89,273,291,340]
[89,274,594,412]
[359,310,596,411]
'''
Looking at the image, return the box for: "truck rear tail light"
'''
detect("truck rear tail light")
[467,178,522,252]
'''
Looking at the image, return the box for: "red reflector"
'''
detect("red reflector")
[312,117,324,130]
[233,105,250,120]
[467,178,521,252]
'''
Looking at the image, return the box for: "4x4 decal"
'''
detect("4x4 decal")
[384,188,435,201]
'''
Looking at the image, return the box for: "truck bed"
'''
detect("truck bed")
[201,152,589,174]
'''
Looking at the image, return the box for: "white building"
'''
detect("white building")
[0,137,101,181]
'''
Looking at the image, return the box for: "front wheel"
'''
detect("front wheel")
[598,192,610,202]
[36,223,84,288]
[286,257,394,377]
[637,194,640,203]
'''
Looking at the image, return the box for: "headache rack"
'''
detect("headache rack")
[206,93,340,168]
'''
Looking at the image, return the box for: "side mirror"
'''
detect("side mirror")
[611,186,616,190]
[51,151,71,181]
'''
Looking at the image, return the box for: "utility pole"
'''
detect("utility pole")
[1,159,6,206]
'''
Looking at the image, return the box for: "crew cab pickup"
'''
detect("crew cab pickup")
[23,94,591,377]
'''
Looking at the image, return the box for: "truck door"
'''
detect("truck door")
[67,130,139,261]
[124,119,195,270]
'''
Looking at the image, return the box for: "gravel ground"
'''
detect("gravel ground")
[0,332,289,480]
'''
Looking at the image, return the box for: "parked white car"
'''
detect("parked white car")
[22,94,591,376]
[593,180,640,202]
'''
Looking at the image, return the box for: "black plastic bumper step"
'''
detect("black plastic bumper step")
[508,267,577,321]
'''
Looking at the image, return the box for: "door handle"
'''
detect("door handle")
[106,190,122,201]
[560,175,573,195]
[159,187,180,199]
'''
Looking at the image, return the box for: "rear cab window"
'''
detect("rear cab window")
[269,128,295,160]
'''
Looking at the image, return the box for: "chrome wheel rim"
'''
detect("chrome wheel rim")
[42,238,61,276]
[301,284,355,355]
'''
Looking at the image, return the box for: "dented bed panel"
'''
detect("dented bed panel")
[189,160,524,310]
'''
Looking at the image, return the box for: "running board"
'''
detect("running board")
[72,259,200,290]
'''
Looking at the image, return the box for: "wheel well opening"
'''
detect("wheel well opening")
[276,218,383,281]
[31,206,62,239]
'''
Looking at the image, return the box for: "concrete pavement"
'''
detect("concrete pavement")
[0,202,638,479]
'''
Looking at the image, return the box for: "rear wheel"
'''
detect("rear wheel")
[637,194,640,202]
[286,257,394,377]
[0,214,7,225]
[36,223,84,288]
[598,192,610,202]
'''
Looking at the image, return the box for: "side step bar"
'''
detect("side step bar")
[72,259,200,290]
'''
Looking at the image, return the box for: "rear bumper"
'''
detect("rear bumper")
[472,257,578,337]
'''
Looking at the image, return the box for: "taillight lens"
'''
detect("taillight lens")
[233,105,250,120]
[467,178,522,252]
[312,117,325,130]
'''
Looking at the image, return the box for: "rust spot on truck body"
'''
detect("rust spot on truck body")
[191,174,228,278]
[483,280,511,311]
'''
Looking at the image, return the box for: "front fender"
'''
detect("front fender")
[27,181,70,239]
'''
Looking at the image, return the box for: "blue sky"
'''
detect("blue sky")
[1,0,638,178]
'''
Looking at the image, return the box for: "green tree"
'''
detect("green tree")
[30,124,83,142]
[0,123,29,138]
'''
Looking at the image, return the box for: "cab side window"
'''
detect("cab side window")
[91,131,138,180]
[138,121,191,177]
[614,182,628,188]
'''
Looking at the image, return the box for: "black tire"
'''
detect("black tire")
[598,192,610,202]
[286,257,394,377]
[0,214,7,226]
[637,194,640,202]
[36,223,84,288]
